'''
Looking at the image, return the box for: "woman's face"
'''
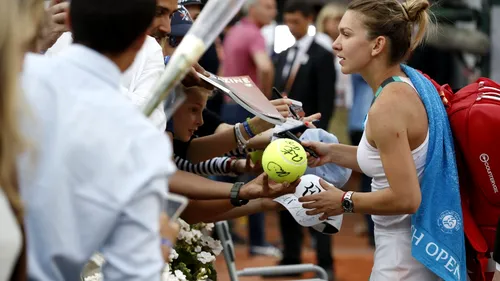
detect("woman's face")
[332,10,374,74]
[172,90,207,142]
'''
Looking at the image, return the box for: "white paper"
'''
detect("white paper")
[274,194,325,227]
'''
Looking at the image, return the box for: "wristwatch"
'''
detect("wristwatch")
[341,191,355,213]
[230,182,249,207]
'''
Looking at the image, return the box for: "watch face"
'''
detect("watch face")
[342,199,352,211]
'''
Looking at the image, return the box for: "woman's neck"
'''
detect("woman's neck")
[360,61,406,94]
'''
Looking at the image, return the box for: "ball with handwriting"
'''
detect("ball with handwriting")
[262,138,307,183]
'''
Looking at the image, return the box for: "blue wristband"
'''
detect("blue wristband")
[242,121,255,138]
[161,238,174,248]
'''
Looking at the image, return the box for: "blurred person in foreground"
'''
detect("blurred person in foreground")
[44,0,184,131]
[19,0,180,279]
[0,0,46,280]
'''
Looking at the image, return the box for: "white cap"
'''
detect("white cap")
[274,174,343,234]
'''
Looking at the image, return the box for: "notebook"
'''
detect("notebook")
[197,72,286,125]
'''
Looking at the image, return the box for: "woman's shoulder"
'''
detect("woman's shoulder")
[374,81,423,114]
[367,81,427,142]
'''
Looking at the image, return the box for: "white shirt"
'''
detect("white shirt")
[281,35,314,80]
[19,45,176,281]
[0,189,22,281]
[46,32,167,130]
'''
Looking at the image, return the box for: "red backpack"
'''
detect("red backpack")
[423,74,500,281]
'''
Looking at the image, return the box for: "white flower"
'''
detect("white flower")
[168,249,179,262]
[191,229,203,240]
[178,229,188,240]
[204,223,214,232]
[200,235,223,256]
[196,267,208,281]
[200,235,210,247]
[174,270,187,281]
[194,246,202,253]
[211,240,223,256]
[84,272,102,281]
[165,274,180,281]
[197,251,216,264]
[91,253,105,266]
[179,229,195,244]
[178,219,190,231]
[162,266,178,281]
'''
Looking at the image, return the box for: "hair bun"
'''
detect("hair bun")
[402,0,430,22]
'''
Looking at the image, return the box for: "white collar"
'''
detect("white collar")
[293,35,314,51]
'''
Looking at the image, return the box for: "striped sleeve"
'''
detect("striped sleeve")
[174,155,237,176]
[224,147,255,158]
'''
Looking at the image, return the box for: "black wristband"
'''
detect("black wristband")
[230,182,249,207]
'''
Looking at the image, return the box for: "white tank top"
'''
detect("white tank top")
[356,77,429,228]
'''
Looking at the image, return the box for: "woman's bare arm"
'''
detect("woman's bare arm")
[181,198,282,224]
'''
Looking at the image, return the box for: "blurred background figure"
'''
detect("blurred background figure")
[316,2,351,110]
[274,0,335,130]
[223,0,276,99]
[315,2,351,145]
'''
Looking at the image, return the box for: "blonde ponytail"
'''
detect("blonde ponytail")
[402,0,431,51]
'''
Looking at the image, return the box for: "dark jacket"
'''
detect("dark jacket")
[274,38,336,129]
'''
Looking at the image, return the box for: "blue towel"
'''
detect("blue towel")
[401,64,466,281]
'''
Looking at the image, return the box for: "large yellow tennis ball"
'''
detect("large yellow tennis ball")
[262,138,307,183]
